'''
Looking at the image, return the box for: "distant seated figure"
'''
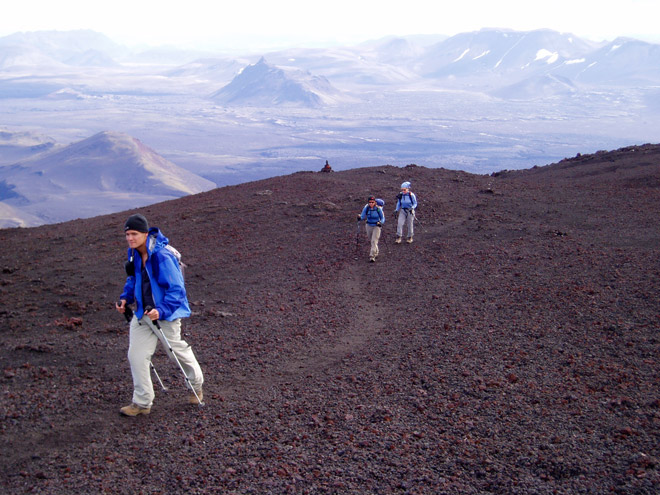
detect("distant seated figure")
[320,160,333,173]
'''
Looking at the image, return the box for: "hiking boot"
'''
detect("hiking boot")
[369,256,376,263]
[120,403,151,417]
[406,237,413,243]
[395,237,402,244]
[188,389,203,404]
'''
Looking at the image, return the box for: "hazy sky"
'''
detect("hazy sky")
[3,0,660,51]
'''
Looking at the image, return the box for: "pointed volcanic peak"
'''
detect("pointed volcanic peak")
[12,130,215,197]
[210,57,346,107]
[0,131,215,227]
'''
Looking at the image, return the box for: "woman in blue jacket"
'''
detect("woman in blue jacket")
[394,181,418,243]
[358,196,385,262]
[116,214,204,416]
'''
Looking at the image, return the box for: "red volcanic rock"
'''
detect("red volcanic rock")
[1,144,660,493]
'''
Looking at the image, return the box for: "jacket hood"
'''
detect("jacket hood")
[147,227,169,255]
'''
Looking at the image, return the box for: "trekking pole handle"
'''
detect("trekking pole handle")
[144,306,161,329]
[117,300,134,323]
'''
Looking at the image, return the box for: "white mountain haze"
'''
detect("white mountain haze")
[0,131,214,228]
[0,30,129,67]
[1,28,659,227]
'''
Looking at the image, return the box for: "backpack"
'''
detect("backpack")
[145,231,186,276]
[396,192,416,210]
[376,198,385,207]
[163,245,186,279]
[364,205,383,224]
[127,244,186,280]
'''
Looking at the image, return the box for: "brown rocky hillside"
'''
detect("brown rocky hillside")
[1,144,659,494]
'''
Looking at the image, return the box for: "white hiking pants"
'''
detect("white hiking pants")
[397,210,414,239]
[365,224,381,258]
[128,315,204,408]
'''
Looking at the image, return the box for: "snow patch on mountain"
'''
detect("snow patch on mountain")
[553,38,660,84]
[535,49,559,64]
[454,49,470,62]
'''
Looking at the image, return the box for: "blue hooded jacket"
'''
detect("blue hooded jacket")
[120,228,191,321]
[395,191,417,211]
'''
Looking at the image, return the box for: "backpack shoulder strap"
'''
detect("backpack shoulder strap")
[153,245,186,280]
[165,245,183,264]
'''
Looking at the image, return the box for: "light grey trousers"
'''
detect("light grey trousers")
[396,209,414,238]
[128,315,204,408]
[365,224,381,258]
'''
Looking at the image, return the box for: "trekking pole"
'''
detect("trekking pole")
[120,302,167,391]
[145,306,204,406]
[149,359,167,391]
[355,217,361,255]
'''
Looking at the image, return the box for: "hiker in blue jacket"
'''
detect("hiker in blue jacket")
[394,181,418,244]
[116,214,204,417]
[357,196,385,262]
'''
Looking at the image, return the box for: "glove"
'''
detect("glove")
[123,305,134,323]
[393,210,398,217]
[357,214,362,221]
[376,222,382,228]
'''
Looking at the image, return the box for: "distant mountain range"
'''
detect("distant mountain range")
[1,28,659,228]
[0,131,215,228]
[2,28,659,96]
[0,30,128,68]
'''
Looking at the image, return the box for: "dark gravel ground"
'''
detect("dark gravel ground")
[1,144,659,494]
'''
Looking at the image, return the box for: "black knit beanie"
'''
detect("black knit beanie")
[124,214,149,233]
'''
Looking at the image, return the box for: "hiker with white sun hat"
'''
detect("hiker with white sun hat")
[394,181,418,244]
